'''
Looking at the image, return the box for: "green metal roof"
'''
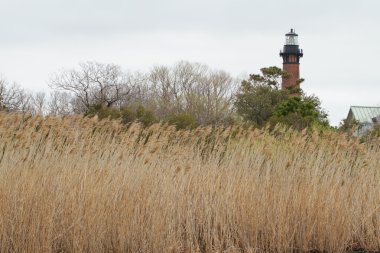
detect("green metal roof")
[348,106,380,124]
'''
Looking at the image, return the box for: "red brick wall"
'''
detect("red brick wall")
[282,63,300,90]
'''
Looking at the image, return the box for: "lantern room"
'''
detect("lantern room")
[285,29,299,45]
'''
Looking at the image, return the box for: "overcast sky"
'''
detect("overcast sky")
[0,0,379,125]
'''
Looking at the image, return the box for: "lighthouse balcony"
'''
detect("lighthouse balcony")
[280,48,303,57]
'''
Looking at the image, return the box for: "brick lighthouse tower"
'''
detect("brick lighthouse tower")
[280,29,303,92]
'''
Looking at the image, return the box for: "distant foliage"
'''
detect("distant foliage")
[271,96,329,130]
[167,113,199,130]
[134,105,157,127]
[85,104,121,120]
[338,117,359,133]
[235,66,329,130]
[235,84,288,127]
[234,67,289,126]
[2,63,332,131]
[45,60,237,127]
[86,104,157,127]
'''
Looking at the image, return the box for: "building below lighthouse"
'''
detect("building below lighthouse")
[280,29,303,92]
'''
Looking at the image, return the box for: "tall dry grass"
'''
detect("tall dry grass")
[0,113,380,252]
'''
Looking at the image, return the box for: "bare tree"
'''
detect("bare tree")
[198,70,237,125]
[148,61,208,118]
[147,61,236,125]
[0,78,9,111]
[120,72,153,108]
[0,77,34,113]
[149,65,176,118]
[1,77,17,111]
[16,89,33,113]
[30,92,46,115]
[49,62,131,112]
[48,91,73,116]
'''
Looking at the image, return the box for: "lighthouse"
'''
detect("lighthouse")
[280,29,303,92]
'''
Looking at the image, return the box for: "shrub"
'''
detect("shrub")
[85,104,120,120]
[167,113,199,130]
[135,105,157,127]
[120,106,136,125]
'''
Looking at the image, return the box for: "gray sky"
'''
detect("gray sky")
[0,0,379,125]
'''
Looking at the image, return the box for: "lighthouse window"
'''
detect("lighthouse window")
[286,36,298,45]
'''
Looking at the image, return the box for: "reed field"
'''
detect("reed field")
[0,113,380,253]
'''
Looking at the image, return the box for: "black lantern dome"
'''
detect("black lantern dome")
[280,28,303,63]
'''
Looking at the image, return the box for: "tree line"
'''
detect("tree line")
[0,61,329,130]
